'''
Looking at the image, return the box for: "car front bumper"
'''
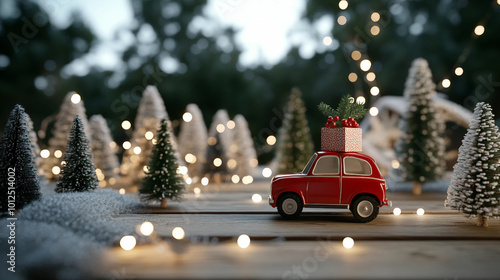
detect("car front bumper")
[268,195,276,207]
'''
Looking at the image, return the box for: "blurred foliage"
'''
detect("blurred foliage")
[0,0,499,164]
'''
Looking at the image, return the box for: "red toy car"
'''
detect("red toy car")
[269,151,391,223]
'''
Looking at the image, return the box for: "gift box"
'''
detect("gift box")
[321,127,362,152]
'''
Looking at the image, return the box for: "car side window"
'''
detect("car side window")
[312,156,339,175]
[344,157,372,175]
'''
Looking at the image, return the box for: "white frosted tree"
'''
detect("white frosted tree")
[25,112,43,177]
[203,109,235,183]
[275,88,314,174]
[120,86,179,184]
[392,58,446,195]
[178,103,208,179]
[89,115,120,187]
[232,114,258,178]
[42,92,90,180]
[445,102,500,227]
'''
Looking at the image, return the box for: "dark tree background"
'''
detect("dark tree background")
[1,0,499,164]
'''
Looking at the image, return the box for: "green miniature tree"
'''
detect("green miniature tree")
[139,119,185,208]
[275,88,314,174]
[445,102,500,227]
[55,115,99,193]
[392,58,446,195]
[318,95,367,124]
[0,105,41,213]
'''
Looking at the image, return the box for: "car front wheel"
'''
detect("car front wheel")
[351,196,379,223]
[277,193,303,219]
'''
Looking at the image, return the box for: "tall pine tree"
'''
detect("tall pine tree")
[0,105,41,213]
[275,88,314,174]
[445,102,500,227]
[55,115,98,193]
[392,58,446,195]
[139,119,185,208]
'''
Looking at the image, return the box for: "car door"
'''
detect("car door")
[306,155,341,205]
[340,156,373,204]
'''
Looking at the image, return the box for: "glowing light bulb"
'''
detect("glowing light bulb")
[172,227,185,240]
[193,187,201,194]
[343,237,354,249]
[370,86,380,96]
[323,36,333,46]
[119,188,126,194]
[185,153,197,163]
[371,12,380,22]
[369,107,379,116]
[266,135,277,145]
[186,177,192,185]
[227,120,236,129]
[242,175,253,185]
[121,120,131,130]
[360,59,371,71]
[262,167,272,178]
[474,25,485,36]
[54,150,62,158]
[337,15,347,25]
[252,194,262,203]
[40,149,50,158]
[216,124,225,133]
[393,208,402,216]
[201,177,209,186]
[177,166,188,175]
[348,72,358,82]
[237,234,251,248]
[133,146,141,155]
[417,208,425,216]
[351,50,361,61]
[140,221,154,236]
[455,67,463,76]
[370,25,380,36]
[391,160,400,169]
[122,141,131,150]
[70,93,81,104]
[52,166,60,175]
[182,112,193,122]
[356,96,366,105]
[145,131,154,140]
[213,158,222,167]
[231,175,240,184]
[338,0,348,10]
[442,79,451,89]
[120,235,136,251]
[366,72,376,82]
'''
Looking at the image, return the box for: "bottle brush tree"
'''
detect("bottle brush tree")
[139,119,185,208]
[275,87,314,174]
[392,58,446,195]
[445,102,500,227]
[55,115,99,193]
[0,105,41,213]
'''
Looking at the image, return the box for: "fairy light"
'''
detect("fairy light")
[213,158,222,167]
[119,188,126,194]
[133,146,141,155]
[53,150,62,158]
[417,208,425,216]
[370,86,380,96]
[140,222,154,236]
[266,135,277,145]
[242,175,253,185]
[216,124,225,133]
[474,25,485,36]
[227,120,236,129]
[338,0,348,10]
[356,96,366,105]
[201,177,209,186]
[323,36,333,46]
[227,159,237,169]
[122,141,131,150]
[237,234,251,249]
[52,166,60,175]
[177,166,188,175]
[371,12,380,22]
[393,208,402,216]
[252,194,262,203]
[40,149,50,158]
[342,237,354,249]
[391,160,400,169]
[120,235,136,251]
[70,93,81,104]
[121,120,131,130]
[351,50,361,61]
[185,153,197,163]
[442,79,451,89]
[249,159,258,167]
[366,72,376,82]
[337,16,347,26]
[348,73,358,82]
[145,131,154,140]
[262,167,272,178]
[455,67,464,76]
[231,174,240,184]
[186,177,192,185]
[360,59,371,71]
[182,112,193,122]
[193,187,201,195]
[172,227,185,240]
[369,107,379,116]
[370,25,380,36]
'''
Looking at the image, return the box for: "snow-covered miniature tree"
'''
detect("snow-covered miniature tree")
[445,102,500,227]
[232,114,258,178]
[55,115,98,193]
[0,105,41,213]
[89,115,120,186]
[25,112,43,177]
[392,58,446,195]
[177,103,207,179]
[275,88,314,174]
[203,109,235,182]
[139,119,185,208]
[120,86,174,183]
[42,92,90,180]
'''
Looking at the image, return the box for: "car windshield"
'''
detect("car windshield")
[302,154,317,174]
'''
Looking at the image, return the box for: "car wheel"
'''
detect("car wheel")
[277,193,303,219]
[351,196,379,223]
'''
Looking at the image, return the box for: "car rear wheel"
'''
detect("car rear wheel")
[277,193,303,219]
[351,196,379,223]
